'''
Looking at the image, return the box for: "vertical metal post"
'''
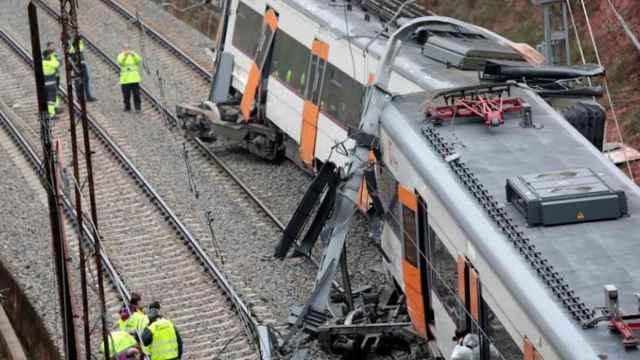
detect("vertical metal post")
[28,3,79,358]
[59,15,91,360]
[339,244,353,312]
[533,0,571,65]
[561,0,570,65]
[59,0,109,357]
[542,4,552,63]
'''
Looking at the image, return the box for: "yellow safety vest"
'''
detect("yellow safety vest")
[42,56,59,77]
[118,310,149,333]
[69,39,85,54]
[99,331,137,356]
[69,39,86,63]
[149,318,179,360]
[117,51,142,84]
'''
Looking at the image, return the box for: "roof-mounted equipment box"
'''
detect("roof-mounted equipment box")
[506,168,627,226]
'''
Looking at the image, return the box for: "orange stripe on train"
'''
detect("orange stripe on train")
[402,259,427,337]
[299,101,319,166]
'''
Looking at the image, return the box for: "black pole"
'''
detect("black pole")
[59,8,91,358]
[58,0,110,357]
[28,3,79,359]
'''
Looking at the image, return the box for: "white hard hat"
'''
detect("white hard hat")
[463,333,479,348]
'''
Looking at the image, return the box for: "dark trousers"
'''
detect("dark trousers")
[75,63,93,99]
[121,82,141,111]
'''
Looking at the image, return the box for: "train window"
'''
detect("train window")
[375,164,396,212]
[232,2,262,58]
[459,260,521,360]
[305,54,327,104]
[428,226,460,323]
[320,64,365,129]
[402,205,418,266]
[483,300,523,359]
[254,25,273,67]
[377,164,402,239]
[270,31,309,95]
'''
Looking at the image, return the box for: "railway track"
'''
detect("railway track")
[0,28,262,359]
[19,0,376,342]
[33,0,286,231]
[96,0,214,80]
[0,87,127,358]
[32,0,342,284]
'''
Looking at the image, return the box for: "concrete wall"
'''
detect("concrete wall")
[0,260,60,360]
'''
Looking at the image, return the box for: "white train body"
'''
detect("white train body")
[213,1,638,359]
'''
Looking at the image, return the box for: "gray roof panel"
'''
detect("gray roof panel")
[391,89,640,359]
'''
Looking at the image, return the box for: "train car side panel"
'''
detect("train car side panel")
[380,124,564,359]
[266,78,304,142]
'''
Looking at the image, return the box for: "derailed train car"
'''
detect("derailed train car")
[178,1,640,359]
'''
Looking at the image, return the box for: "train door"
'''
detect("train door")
[298,39,328,168]
[457,257,493,359]
[399,186,434,338]
[239,7,278,120]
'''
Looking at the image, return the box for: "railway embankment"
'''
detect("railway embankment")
[0,105,61,359]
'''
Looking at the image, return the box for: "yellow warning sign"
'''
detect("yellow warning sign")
[576,211,585,220]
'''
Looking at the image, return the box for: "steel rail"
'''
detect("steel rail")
[97,0,213,81]
[0,19,264,355]
[35,0,347,290]
[34,0,286,233]
[0,82,130,304]
[83,4,356,290]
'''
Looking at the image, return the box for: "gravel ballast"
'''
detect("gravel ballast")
[0,1,387,357]
[0,117,62,357]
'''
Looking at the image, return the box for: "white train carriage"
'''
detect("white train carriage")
[178,1,637,359]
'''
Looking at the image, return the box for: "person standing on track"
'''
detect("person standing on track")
[117,43,142,113]
[42,48,60,119]
[45,42,62,114]
[69,37,97,102]
[141,302,183,360]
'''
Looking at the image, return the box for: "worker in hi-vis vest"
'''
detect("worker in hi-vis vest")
[45,42,62,112]
[69,38,97,102]
[117,43,142,113]
[42,49,60,118]
[141,302,183,360]
[118,292,150,355]
[99,330,140,360]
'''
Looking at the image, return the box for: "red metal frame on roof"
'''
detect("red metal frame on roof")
[428,94,524,127]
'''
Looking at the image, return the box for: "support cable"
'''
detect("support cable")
[605,0,640,53]
[564,0,588,64]
[183,142,199,198]
[578,0,634,179]
[205,211,225,264]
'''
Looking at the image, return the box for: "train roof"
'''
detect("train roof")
[281,0,493,88]
[272,1,637,356]
[381,87,640,359]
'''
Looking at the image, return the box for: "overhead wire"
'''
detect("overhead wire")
[578,0,634,179]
